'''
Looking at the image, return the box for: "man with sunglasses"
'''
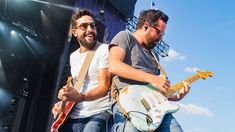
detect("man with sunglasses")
[52,9,111,132]
[109,9,190,132]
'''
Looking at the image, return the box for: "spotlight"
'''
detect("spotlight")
[10,53,15,57]
[0,88,11,108]
[0,21,4,31]
[23,77,28,81]
[100,10,104,16]
[40,9,46,17]
[3,126,9,131]
[10,30,16,36]
[11,97,18,105]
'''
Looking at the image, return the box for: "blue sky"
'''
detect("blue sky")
[134,0,235,132]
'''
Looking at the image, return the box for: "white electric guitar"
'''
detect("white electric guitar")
[118,70,213,131]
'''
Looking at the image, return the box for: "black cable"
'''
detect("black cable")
[127,111,153,123]
[122,118,128,132]
[121,111,153,132]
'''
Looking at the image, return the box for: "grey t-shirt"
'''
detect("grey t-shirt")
[110,31,159,90]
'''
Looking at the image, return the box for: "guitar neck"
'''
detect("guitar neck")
[60,76,72,112]
[165,74,200,98]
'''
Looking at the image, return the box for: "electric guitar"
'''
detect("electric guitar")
[118,70,213,131]
[51,76,75,132]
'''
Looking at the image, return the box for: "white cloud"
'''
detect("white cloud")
[179,103,213,117]
[162,49,186,62]
[185,67,200,73]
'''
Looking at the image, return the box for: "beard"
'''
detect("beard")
[146,38,159,49]
[145,34,160,49]
[77,31,97,49]
[147,41,157,49]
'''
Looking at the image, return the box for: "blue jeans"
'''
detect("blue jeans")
[112,102,183,132]
[59,111,111,132]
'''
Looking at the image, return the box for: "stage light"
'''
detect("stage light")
[12,21,38,37]
[10,53,15,57]
[10,96,19,107]
[40,8,53,32]
[25,35,43,51]
[0,21,10,39]
[10,30,16,36]
[0,88,12,109]
[100,10,105,16]
[31,0,75,11]
[23,77,28,81]
[0,21,4,32]
[40,9,48,21]
[10,30,21,41]
[25,34,48,60]
[18,34,38,58]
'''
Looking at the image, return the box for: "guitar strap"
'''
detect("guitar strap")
[150,50,168,79]
[111,79,130,119]
[73,42,101,92]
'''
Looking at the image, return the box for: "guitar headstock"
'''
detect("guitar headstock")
[66,76,73,84]
[197,70,214,79]
[65,76,73,89]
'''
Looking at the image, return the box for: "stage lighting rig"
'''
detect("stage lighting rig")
[12,21,38,38]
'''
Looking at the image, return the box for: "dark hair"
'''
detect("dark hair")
[136,9,169,29]
[72,9,95,28]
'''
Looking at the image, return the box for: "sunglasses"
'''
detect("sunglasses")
[75,22,97,31]
[151,26,165,36]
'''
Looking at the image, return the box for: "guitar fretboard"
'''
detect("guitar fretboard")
[165,74,200,98]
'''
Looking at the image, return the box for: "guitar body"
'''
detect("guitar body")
[51,102,75,132]
[119,84,179,131]
[118,70,213,131]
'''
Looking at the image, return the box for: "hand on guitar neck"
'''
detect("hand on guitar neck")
[150,76,190,101]
[167,81,191,101]
[52,76,84,119]
[52,85,72,119]
[59,88,84,102]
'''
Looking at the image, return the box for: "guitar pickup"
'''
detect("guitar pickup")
[140,98,151,111]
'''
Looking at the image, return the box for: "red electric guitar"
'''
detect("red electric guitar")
[51,76,75,132]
